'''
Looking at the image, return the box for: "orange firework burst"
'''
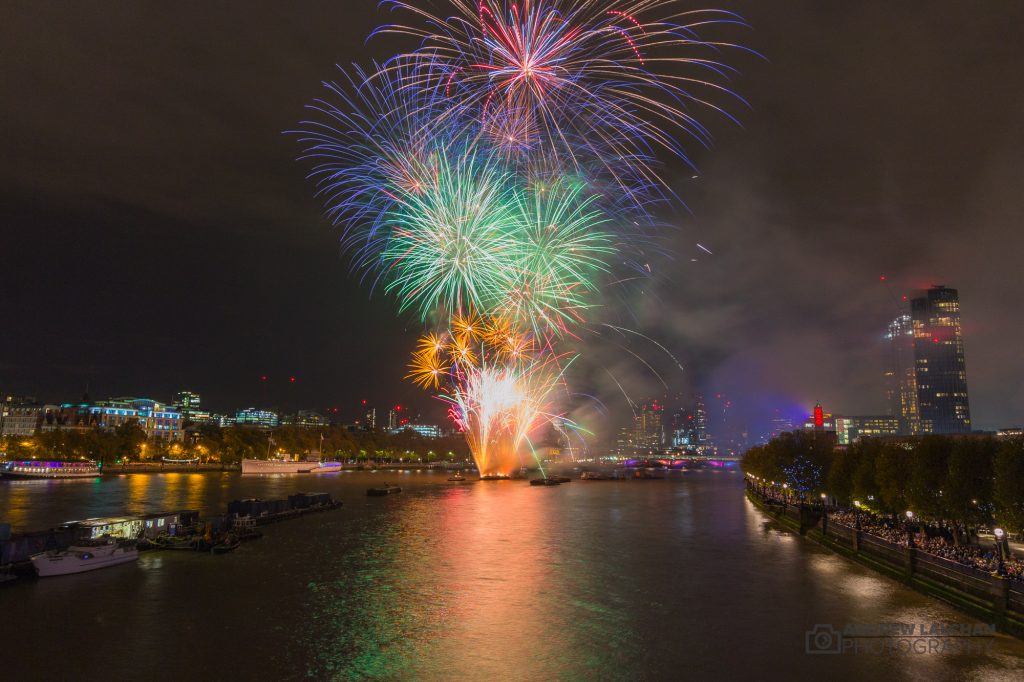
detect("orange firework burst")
[408,311,572,476]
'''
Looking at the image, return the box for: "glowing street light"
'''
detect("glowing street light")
[994,528,1008,567]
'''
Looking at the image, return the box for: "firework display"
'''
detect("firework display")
[376,0,750,196]
[294,1,747,476]
[408,314,568,476]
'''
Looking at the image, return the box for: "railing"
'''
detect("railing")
[858,533,907,565]
[1010,589,1024,613]
[824,522,854,544]
[747,485,1023,624]
[914,552,997,601]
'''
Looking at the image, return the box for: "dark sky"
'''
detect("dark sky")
[2,2,1022,434]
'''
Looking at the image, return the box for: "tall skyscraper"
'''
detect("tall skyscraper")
[910,286,970,433]
[693,394,708,446]
[634,399,664,453]
[884,313,920,434]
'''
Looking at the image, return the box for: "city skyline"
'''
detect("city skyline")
[2,3,1022,433]
[0,279,1011,440]
[3,3,1024,677]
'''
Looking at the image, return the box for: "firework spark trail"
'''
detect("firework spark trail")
[292,2,752,467]
[409,314,579,475]
[375,0,754,201]
[601,323,686,376]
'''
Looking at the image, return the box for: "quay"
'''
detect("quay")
[745,483,1024,638]
[0,491,341,580]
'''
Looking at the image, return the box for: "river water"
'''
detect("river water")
[2,469,1022,680]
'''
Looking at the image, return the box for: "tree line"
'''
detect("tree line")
[743,431,1024,534]
[1,422,471,466]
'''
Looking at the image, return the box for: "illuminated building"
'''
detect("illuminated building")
[834,416,900,445]
[118,399,183,441]
[234,407,279,429]
[175,390,211,424]
[393,423,443,438]
[387,405,407,431]
[613,425,635,456]
[802,402,836,432]
[670,409,697,447]
[693,394,709,446]
[175,391,201,410]
[0,403,59,437]
[634,399,664,453]
[910,286,971,433]
[282,410,325,428]
[884,314,920,434]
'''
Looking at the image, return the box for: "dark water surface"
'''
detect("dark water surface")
[2,470,1022,680]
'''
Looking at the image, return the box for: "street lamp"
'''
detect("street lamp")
[994,528,1008,575]
[853,500,862,529]
[905,510,915,548]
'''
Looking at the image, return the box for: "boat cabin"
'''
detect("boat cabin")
[65,509,199,540]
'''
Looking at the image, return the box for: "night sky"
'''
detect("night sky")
[2,2,1022,434]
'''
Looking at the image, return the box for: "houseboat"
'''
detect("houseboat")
[1,460,101,479]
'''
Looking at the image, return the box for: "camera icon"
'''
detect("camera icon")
[805,624,843,654]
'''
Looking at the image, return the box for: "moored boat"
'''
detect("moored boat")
[447,473,466,482]
[31,539,138,577]
[1,460,100,479]
[241,457,343,475]
[211,536,240,554]
[367,484,402,496]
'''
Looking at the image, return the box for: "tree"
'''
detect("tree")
[994,439,1024,536]
[944,437,996,540]
[827,445,858,505]
[906,436,952,521]
[874,443,912,516]
[850,439,882,506]
[115,421,148,459]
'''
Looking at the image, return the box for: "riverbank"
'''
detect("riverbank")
[746,487,1024,638]
[106,463,238,474]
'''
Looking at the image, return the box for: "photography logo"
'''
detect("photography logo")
[806,624,842,654]
[805,622,996,655]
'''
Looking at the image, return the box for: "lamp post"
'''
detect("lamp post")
[853,500,862,530]
[991,524,1007,573]
[905,510,915,548]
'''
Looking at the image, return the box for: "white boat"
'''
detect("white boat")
[241,459,342,475]
[1,460,100,479]
[31,540,138,577]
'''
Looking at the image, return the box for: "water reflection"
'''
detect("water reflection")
[3,472,1024,680]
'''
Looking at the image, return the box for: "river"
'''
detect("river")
[2,469,1022,680]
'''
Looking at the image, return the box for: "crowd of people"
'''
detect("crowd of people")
[828,509,1024,582]
[747,484,1024,583]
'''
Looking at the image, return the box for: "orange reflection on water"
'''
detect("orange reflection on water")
[183,473,207,511]
[126,473,152,514]
[426,483,559,679]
